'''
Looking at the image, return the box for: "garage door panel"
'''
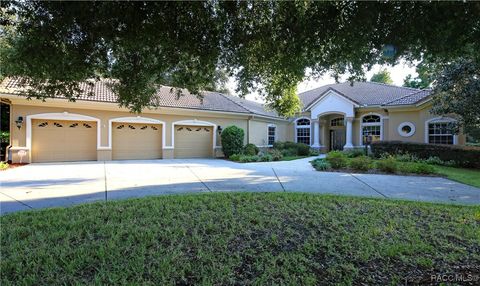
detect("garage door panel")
[32,120,97,163]
[174,125,213,158]
[112,123,162,160]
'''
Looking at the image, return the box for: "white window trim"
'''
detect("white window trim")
[267,124,276,147]
[108,116,166,149]
[358,113,383,146]
[425,117,458,145]
[294,117,311,145]
[172,119,218,150]
[397,122,416,137]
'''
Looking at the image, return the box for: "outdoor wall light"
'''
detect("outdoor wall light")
[15,116,24,129]
[217,125,223,134]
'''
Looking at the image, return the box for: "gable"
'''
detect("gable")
[308,90,356,118]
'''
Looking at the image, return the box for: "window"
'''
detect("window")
[361,114,382,144]
[330,117,344,127]
[428,122,454,144]
[397,122,415,137]
[268,125,276,146]
[295,118,310,145]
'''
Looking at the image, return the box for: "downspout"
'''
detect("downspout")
[247,115,254,144]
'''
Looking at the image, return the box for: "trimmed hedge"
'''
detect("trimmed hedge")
[371,141,480,168]
[221,126,244,158]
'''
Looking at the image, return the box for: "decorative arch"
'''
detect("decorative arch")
[358,112,384,146]
[108,116,166,148]
[424,116,458,144]
[171,119,218,149]
[26,112,101,150]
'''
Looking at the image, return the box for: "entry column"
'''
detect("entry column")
[344,117,354,149]
[312,119,320,148]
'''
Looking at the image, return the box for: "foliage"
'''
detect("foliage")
[326,151,347,169]
[430,58,480,133]
[311,158,331,171]
[259,154,273,162]
[0,161,8,170]
[398,162,436,175]
[375,156,398,173]
[268,149,283,161]
[343,148,365,158]
[221,126,244,158]
[296,143,310,156]
[239,155,260,163]
[308,149,320,156]
[243,143,259,156]
[402,57,436,89]
[371,141,480,168]
[229,154,242,162]
[0,131,9,143]
[369,69,393,85]
[281,148,298,157]
[2,2,480,116]
[423,156,455,167]
[348,156,373,171]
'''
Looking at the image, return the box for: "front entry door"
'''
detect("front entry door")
[330,130,345,151]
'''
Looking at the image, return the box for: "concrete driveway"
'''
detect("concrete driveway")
[1,157,479,215]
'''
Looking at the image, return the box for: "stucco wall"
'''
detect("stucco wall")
[6,97,290,162]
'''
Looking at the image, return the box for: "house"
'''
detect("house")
[0,78,464,163]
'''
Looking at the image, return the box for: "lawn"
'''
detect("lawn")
[281,155,309,161]
[2,193,479,285]
[434,166,480,188]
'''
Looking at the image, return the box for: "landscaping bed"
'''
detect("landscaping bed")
[228,141,317,163]
[312,149,480,188]
[2,192,479,285]
[0,162,28,171]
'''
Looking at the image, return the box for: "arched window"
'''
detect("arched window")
[426,117,456,145]
[361,114,382,144]
[295,118,311,145]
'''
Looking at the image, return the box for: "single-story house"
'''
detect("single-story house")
[0,78,464,163]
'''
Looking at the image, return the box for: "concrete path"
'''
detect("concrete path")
[1,157,479,215]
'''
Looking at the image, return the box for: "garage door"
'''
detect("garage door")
[174,125,213,158]
[32,119,97,162]
[112,123,162,160]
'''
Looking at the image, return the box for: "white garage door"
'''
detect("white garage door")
[32,119,97,162]
[112,123,162,160]
[174,125,213,158]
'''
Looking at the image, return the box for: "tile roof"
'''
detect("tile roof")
[0,78,282,119]
[299,81,431,109]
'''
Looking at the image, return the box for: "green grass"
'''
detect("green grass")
[434,166,480,188]
[2,193,479,285]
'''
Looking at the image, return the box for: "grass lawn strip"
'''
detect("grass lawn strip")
[2,192,479,285]
[434,166,480,188]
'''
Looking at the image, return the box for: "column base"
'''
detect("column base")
[343,143,354,150]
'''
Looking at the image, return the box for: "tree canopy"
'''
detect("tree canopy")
[369,69,393,85]
[403,58,436,89]
[1,1,479,117]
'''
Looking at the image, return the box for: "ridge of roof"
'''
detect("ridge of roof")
[382,89,429,105]
[364,80,421,92]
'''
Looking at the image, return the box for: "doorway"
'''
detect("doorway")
[330,129,345,151]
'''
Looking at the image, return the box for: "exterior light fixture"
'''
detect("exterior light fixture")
[217,126,223,134]
[15,116,24,129]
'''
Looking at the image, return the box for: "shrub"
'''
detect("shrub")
[229,154,242,162]
[309,149,320,156]
[399,162,436,174]
[326,151,347,169]
[0,161,8,170]
[375,156,398,173]
[395,152,419,163]
[221,126,244,158]
[423,156,455,167]
[311,159,331,171]
[348,156,373,171]
[371,141,480,168]
[268,149,283,161]
[281,148,297,157]
[243,143,259,156]
[239,155,260,163]
[297,143,310,156]
[344,149,365,158]
[259,154,273,162]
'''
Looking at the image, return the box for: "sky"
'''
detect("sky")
[227,61,418,102]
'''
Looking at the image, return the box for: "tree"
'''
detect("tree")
[403,58,437,89]
[430,58,480,133]
[370,69,393,84]
[1,1,479,116]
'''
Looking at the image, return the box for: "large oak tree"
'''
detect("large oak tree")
[1,1,479,118]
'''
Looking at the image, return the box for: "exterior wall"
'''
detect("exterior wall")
[6,97,289,162]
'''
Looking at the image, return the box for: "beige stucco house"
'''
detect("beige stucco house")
[0,78,464,163]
